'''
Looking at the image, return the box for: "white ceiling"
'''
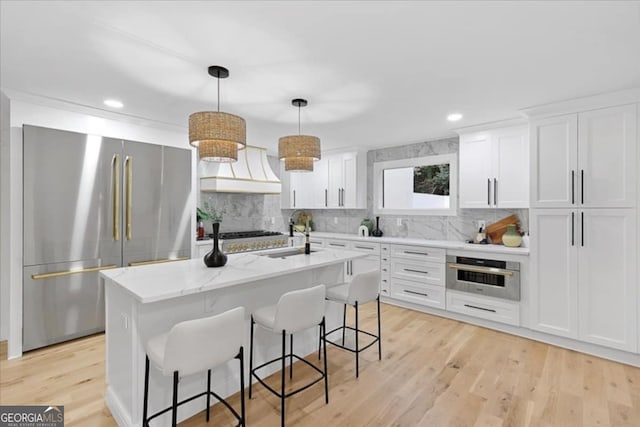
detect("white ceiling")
[2,1,639,153]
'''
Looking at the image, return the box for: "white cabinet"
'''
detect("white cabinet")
[529,209,578,338]
[280,151,366,209]
[530,209,637,352]
[388,244,445,309]
[459,125,529,208]
[325,239,380,283]
[531,104,637,208]
[280,159,328,209]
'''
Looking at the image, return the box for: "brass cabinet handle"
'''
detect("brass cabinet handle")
[32,265,117,280]
[128,257,188,267]
[125,156,133,240]
[448,263,514,276]
[112,154,120,241]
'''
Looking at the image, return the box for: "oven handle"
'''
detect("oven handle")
[447,263,514,276]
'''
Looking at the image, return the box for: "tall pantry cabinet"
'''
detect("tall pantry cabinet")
[529,103,637,352]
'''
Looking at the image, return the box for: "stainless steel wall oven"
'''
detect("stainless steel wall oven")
[446,255,520,301]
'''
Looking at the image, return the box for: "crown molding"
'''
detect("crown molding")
[520,88,640,118]
[3,88,187,134]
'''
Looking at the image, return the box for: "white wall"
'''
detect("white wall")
[0,94,196,358]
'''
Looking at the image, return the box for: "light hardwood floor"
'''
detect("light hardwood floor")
[2,303,640,426]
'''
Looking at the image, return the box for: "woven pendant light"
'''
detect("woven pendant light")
[189,66,246,162]
[278,99,321,172]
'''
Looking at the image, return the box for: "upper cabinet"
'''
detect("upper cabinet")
[280,150,367,209]
[530,104,637,208]
[459,125,529,209]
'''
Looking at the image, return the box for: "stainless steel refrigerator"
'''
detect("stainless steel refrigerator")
[22,125,192,351]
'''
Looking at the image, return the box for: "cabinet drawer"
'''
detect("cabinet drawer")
[351,242,380,254]
[391,260,444,286]
[390,279,445,309]
[308,238,325,248]
[446,290,520,326]
[325,239,349,249]
[390,245,445,263]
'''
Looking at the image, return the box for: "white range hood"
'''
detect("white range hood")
[199,145,281,194]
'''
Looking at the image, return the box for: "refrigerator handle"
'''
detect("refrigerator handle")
[31,264,118,280]
[125,155,133,240]
[112,154,120,241]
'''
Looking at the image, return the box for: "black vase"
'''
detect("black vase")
[371,216,384,237]
[203,222,227,268]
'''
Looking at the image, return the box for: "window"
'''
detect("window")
[373,154,457,216]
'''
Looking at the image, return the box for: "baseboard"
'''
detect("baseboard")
[0,340,7,360]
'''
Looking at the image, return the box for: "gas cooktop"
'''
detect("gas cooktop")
[217,230,287,253]
[218,230,283,240]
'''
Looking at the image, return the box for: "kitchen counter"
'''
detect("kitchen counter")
[194,233,528,255]
[308,232,530,255]
[102,247,366,303]
[101,247,362,427]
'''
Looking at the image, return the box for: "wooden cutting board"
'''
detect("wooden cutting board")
[485,214,520,244]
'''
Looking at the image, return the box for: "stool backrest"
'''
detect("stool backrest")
[274,285,326,333]
[163,306,245,376]
[348,270,381,305]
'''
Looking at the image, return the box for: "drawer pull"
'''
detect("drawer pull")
[329,243,346,247]
[463,304,496,313]
[403,268,428,274]
[354,245,374,250]
[404,289,429,297]
[404,251,429,256]
[382,279,388,282]
[382,268,388,272]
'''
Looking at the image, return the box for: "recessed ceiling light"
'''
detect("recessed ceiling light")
[447,113,462,122]
[104,99,124,108]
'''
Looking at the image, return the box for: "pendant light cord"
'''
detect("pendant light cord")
[298,104,301,135]
[217,74,220,112]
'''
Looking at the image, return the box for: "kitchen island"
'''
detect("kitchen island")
[101,247,366,427]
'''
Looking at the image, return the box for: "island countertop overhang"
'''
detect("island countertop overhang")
[100,247,367,304]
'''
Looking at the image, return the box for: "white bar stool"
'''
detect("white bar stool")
[142,306,246,427]
[322,270,381,377]
[249,284,328,427]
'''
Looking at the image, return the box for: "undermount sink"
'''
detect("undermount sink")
[258,248,317,258]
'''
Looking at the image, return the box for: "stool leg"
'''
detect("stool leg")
[249,316,255,399]
[206,369,211,422]
[377,295,382,361]
[172,371,179,427]
[317,326,322,360]
[142,356,149,427]
[238,347,246,427]
[289,334,293,379]
[322,318,329,404]
[342,303,347,345]
[355,301,360,378]
[281,330,286,427]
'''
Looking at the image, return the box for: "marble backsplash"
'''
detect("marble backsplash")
[199,136,529,242]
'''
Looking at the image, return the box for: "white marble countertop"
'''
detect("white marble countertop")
[101,247,366,304]
[308,232,530,255]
